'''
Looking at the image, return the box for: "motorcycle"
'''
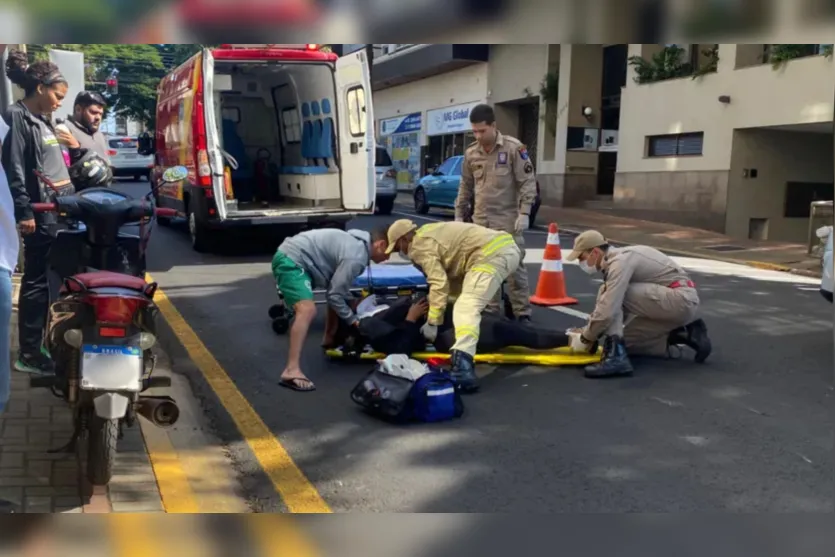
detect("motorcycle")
[28,166,186,486]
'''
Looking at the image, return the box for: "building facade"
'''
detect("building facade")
[345,42,834,242]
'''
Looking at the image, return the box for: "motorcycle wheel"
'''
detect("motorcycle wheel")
[86,415,118,486]
[272,316,290,335]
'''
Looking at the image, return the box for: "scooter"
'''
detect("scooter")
[28,166,186,486]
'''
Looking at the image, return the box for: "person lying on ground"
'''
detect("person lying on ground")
[331,293,571,357]
[272,227,389,393]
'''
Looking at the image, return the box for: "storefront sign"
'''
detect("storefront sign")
[426,101,480,136]
[379,113,422,136]
[599,129,619,152]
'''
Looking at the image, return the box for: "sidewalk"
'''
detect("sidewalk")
[536,205,824,278]
[1,275,164,513]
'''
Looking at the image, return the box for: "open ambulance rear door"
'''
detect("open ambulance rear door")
[336,50,375,212]
[202,47,230,220]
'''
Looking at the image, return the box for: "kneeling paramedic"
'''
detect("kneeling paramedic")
[565,230,712,378]
[272,227,389,392]
[385,219,522,392]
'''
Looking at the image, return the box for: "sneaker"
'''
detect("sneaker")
[14,352,55,375]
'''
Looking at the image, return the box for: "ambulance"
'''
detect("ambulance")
[139,44,375,252]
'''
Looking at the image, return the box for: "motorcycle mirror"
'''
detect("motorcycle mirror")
[161,166,188,184]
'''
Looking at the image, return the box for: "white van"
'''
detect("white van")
[142,44,376,252]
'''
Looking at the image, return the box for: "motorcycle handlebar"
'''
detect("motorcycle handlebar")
[30,202,175,219]
[31,203,57,213]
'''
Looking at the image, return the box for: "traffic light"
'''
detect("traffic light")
[106,76,118,95]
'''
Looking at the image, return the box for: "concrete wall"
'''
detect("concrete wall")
[727,129,834,242]
[614,43,835,231]
[487,44,547,104]
[372,63,488,129]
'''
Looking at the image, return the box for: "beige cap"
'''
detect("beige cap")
[385,219,418,254]
[565,230,607,261]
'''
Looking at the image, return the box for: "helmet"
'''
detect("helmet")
[69,149,112,190]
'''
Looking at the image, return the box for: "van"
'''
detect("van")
[138,44,375,252]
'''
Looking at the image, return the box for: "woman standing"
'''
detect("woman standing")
[1,49,76,375]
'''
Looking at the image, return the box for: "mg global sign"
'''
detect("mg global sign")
[427,101,481,136]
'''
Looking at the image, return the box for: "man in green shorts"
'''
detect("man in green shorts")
[272,227,390,392]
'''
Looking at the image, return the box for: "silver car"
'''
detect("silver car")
[107,136,154,181]
[375,146,396,215]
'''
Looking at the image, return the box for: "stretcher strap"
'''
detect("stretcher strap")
[324,346,603,367]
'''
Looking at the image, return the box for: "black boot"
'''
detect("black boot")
[449,350,480,393]
[584,335,634,378]
[668,319,712,363]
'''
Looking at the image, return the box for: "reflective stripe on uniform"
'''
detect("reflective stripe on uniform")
[470,264,497,275]
[455,326,479,340]
[542,259,563,272]
[481,233,515,257]
[428,307,443,318]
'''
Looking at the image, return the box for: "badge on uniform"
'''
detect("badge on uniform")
[519,146,529,160]
[497,152,508,165]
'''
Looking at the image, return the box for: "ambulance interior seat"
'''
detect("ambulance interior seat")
[319,98,336,170]
[221,117,252,181]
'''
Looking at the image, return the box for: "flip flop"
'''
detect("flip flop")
[279,377,316,392]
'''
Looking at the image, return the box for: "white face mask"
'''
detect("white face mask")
[398,250,411,261]
[579,259,597,275]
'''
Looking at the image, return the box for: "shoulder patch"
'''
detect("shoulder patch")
[524,162,533,174]
[518,145,529,161]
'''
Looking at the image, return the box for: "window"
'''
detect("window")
[436,157,456,175]
[347,86,366,137]
[647,132,704,157]
[281,107,301,144]
[109,138,137,149]
[784,182,834,218]
[115,116,128,136]
[221,107,240,123]
[375,146,393,167]
[449,158,463,176]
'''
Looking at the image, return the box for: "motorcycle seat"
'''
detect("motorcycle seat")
[60,271,150,294]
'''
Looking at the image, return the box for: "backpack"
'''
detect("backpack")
[350,358,464,424]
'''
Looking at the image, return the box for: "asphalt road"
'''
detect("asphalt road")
[115,180,834,513]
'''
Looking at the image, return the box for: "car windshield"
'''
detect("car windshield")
[109,138,138,149]
[375,147,393,167]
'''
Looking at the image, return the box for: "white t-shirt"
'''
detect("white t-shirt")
[0,116,20,273]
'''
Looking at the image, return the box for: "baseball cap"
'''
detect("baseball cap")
[565,230,607,261]
[385,219,418,254]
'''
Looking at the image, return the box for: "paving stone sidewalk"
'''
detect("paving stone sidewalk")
[536,205,825,278]
[1,275,165,513]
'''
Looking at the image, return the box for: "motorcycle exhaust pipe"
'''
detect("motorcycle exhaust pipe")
[135,396,180,428]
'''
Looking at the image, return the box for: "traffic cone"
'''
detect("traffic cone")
[530,223,578,306]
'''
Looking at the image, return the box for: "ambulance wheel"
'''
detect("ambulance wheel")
[188,206,214,253]
[268,304,284,320]
[272,317,290,335]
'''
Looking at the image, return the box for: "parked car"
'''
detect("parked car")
[107,136,154,181]
[413,155,541,227]
[819,225,833,302]
[375,146,396,215]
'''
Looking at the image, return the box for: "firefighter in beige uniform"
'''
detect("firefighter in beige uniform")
[386,219,522,392]
[565,230,712,378]
[455,104,537,321]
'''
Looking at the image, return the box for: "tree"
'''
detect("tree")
[29,43,166,128]
[155,44,219,70]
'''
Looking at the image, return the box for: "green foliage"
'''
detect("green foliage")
[768,44,832,68]
[691,45,720,79]
[30,43,167,128]
[155,44,219,69]
[627,45,719,84]
[539,71,558,104]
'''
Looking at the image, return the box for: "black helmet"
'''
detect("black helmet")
[69,149,112,190]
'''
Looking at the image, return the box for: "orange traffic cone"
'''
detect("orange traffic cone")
[530,223,578,306]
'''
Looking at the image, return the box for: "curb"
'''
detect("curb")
[556,226,823,280]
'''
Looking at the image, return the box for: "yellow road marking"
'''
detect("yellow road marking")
[108,515,163,557]
[139,416,201,513]
[249,515,321,557]
[147,273,331,513]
